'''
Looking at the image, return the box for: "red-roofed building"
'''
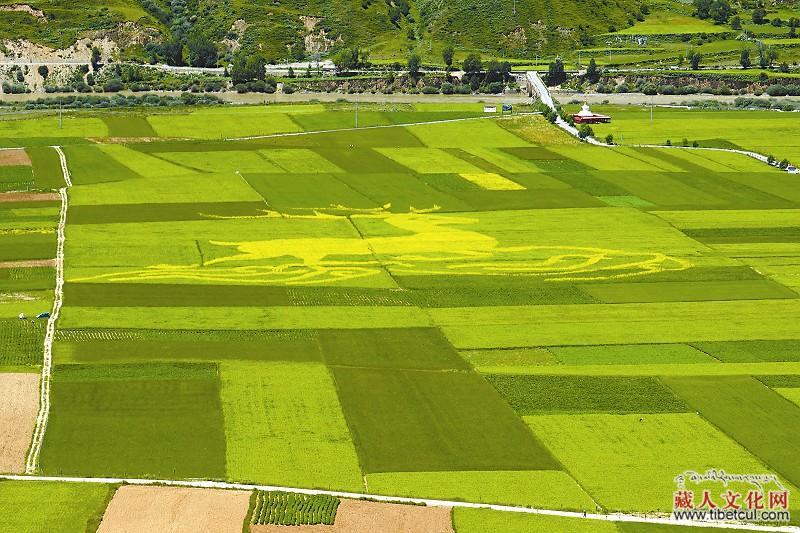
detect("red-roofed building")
[572,103,611,124]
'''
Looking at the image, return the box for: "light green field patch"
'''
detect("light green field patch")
[147,109,303,139]
[775,388,800,407]
[689,150,769,172]
[547,145,662,171]
[460,348,559,370]
[366,470,596,510]
[433,300,800,348]
[525,413,778,512]
[463,147,543,173]
[408,119,531,148]
[60,306,431,330]
[98,145,194,178]
[655,148,741,172]
[0,115,107,139]
[614,147,687,172]
[0,481,113,533]
[550,344,716,365]
[654,209,800,230]
[479,362,800,377]
[221,361,363,491]
[598,196,656,208]
[375,148,483,174]
[157,151,282,173]
[258,149,343,173]
[453,508,617,533]
[69,172,262,205]
[459,173,525,191]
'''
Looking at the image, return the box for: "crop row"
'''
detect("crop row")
[0,319,44,365]
[250,491,339,526]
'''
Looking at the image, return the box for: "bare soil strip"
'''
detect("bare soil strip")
[97,485,251,533]
[0,373,39,474]
[0,149,32,166]
[0,259,55,269]
[0,192,59,203]
[250,499,454,533]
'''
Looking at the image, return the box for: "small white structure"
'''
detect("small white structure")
[483,105,497,113]
[787,165,798,174]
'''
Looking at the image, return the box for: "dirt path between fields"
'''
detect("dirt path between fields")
[251,499,454,533]
[97,485,251,533]
[0,373,39,474]
[0,259,55,268]
[0,192,59,203]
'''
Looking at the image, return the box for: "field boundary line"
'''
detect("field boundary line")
[225,113,540,141]
[24,146,70,474]
[0,475,797,532]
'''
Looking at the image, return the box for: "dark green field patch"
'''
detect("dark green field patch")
[501,147,565,160]
[415,173,483,193]
[0,165,34,192]
[0,233,55,261]
[691,340,800,362]
[26,146,65,189]
[582,279,797,303]
[63,282,291,306]
[0,319,44,365]
[408,284,596,307]
[0,266,53,291]
[444,148,506,174]
[319,327,468,370]
[68,201,269,224]
[666,172,793,209]
[757,375,800,388]
[312,148,411,173]
[40,362,226,478]
[334,172,470,212]
[332,367,560,473]
[54,328,321,364]
[544,171,630,196]
[61,145,140,184]
[102,115,157,138]
[684,227,800,244]
[486,375,689,414]
[663,376,800,487]
[242,172,376,211]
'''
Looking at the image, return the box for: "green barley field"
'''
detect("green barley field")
[1,101,799,531]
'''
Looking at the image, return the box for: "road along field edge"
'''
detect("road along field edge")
[24,146,70,474]
[0,475,796,532]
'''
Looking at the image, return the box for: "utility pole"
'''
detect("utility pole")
[355,100,359,129]
[59,97,62,129]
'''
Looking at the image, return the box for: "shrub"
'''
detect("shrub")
[421,85,438,94]
[779,159,789,169]
[441,81,454,94]
[666,139,672,146]
[605,133,614,145]
[282,83,295,94]
[103,79,124,92]
[578,124,594,139]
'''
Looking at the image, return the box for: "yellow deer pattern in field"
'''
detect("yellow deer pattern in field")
[73,211,691,285]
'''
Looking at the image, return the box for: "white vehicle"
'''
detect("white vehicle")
[786,165,799,174]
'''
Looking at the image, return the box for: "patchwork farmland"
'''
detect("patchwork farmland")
[0,102,799,532]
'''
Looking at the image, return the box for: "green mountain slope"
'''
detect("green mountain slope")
[0,0,645,61]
